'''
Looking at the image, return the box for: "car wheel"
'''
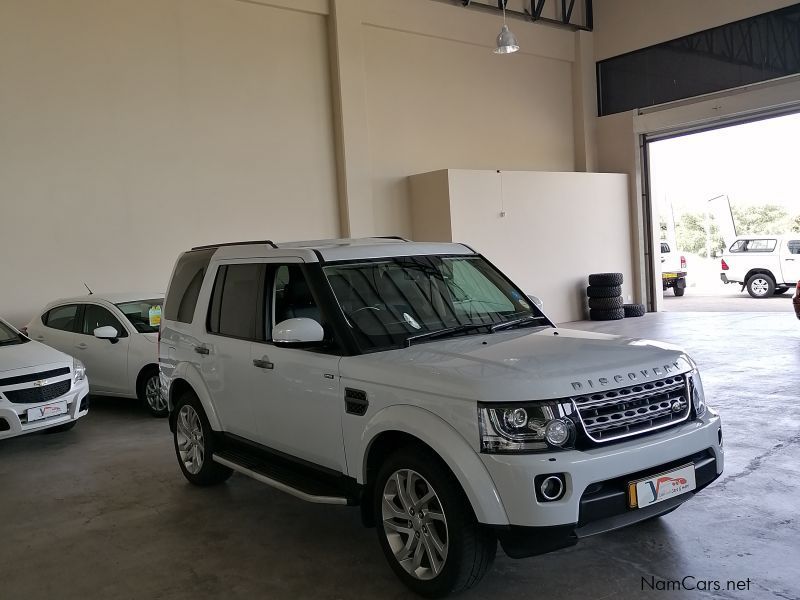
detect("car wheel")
[623,303,646,317]
[374,447,496,598]
[588,272,624,286]
[590,308,625,321]
[138,368,167,418]
[586,285,622,298]
[746,274,775,298]
[173,392,232,486]
[774,286,790,295]
[588,296,624,310]
[44,420,77,433]
[673,287,685,297]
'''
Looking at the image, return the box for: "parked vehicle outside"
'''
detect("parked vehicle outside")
[0,317,89,439]
[660,241,687,296]
[25,294,166,416]
[160,238,723,597]
[794,282,800,319]
[720,235,800,298]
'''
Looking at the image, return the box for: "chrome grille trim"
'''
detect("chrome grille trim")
[571,374,690,443]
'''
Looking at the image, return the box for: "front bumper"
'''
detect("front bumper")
[0,379,89,440]
[480,412,723,556]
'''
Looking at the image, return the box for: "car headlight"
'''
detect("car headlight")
[689,368,706,417]
[478,401,576,453]
[73,358,86,383]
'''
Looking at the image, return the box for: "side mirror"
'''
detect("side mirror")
[94,325,119,342]
[526,294,544,310]
[273,318,325,347]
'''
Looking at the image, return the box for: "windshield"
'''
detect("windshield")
[324,255,546,351]
[115,299,164,333]
[0,320,28,346]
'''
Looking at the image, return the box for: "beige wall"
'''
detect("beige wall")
[410,169,633,323]
[593,0,798,60]
[0,0,339,324]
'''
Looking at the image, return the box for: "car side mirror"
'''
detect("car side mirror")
[94,325,119,343]
[526,294,544,310]
[273,318,325,348]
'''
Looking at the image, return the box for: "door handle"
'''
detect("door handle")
[785,258,795,261]
[76,343,88,350]
[253,358,274,370]
[194,346,210,355]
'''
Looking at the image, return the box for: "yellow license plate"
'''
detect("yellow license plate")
[662,272,678,279]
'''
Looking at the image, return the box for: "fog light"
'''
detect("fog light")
[545,419,570,446]
[539,476,565,501]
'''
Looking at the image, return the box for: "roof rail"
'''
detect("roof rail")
[373,236,410,242]
[191,240,278,251]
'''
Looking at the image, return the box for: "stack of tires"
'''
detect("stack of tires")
[587,273,646,320]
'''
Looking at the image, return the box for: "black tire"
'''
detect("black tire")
[137,367,167,418]
[44,420,77,433]
[374,446,496,598]
[774,287,790,295]
[590,308,625,321]
[673,286,685,297]
[588,296,624,310]
[746,273,775,298]
[173,391,232,486]
[588,272,624,286]
[586,285,622,299]
[623,303,646,318]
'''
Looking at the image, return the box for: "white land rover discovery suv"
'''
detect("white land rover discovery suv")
[160,238,723,597]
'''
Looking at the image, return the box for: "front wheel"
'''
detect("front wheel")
[173,392,232,486]
[374,447,496,598]
[746,273,775,298]
[139,368,168,418]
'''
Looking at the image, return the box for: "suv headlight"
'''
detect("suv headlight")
[478,402,576,453]
[73,358,86,383]
[689,368,706,417]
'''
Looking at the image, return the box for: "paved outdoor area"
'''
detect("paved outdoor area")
[1,312,798,599]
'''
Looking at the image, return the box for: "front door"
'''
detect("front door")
[76,303,131,394]
[251,262,344,472]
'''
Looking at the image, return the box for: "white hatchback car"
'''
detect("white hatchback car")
[0,317,89,439]
[25,294,166,417]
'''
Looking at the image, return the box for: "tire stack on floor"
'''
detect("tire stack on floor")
[587,273,646,321]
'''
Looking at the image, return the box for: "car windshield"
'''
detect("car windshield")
[115,299,164,333]
[0,320,28,346]
[324,255,547,351]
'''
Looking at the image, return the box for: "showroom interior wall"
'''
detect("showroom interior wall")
[0,0,597,325]
[0,0,339,325]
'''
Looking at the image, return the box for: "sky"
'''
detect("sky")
[648,112,800,220]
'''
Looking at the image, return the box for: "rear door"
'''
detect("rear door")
[33,304,80,354]
[75,303,131,394]
[781,239,800,283]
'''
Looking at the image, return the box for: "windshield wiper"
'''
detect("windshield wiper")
[491,315,548,332]
[404,323,493,347]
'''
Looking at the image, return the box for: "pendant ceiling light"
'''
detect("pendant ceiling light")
[493,1,519,54]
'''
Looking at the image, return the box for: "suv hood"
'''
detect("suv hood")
[341,327,692,402]
[0,340,72,374]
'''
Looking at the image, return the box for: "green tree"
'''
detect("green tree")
[674,212,725,257]
[731,204,792,234]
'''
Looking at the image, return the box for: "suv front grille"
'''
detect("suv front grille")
[572,375,689,443]
[4,380,71,404]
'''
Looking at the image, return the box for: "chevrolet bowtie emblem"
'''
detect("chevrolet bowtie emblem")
[33,379,48,387]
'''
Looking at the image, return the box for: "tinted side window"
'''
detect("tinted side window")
[207,264,265,340]
[44,305,79,332]
[788,240,800,255]
[81,305,127,337]
[164,249,215,323]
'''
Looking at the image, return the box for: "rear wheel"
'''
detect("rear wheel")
[173,392,232,486]
[673,286,685,297]
[746,273,775,298]
[374,447,496,598]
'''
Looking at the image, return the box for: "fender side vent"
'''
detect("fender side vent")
[345,388,369,416]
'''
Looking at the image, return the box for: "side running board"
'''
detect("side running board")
[212,447,351,505]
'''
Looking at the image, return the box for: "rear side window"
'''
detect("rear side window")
[788,240,800,255]
[207,264,266,341]
[43,305,80,332]
[164,249,215,323]
[729,239,777,253]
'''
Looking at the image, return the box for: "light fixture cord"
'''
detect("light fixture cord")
[502,0,507,25]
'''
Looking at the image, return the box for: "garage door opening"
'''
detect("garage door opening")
[645,111,800,312]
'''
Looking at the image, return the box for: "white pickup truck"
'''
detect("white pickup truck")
[660,241,687,296]
[720,235,800,297]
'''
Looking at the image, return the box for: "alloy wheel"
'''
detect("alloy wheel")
[382,469,449,580]
[752,278,770,296]
[176,405,204,475]
[145,375,166,412]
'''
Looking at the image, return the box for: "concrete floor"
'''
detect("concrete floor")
[1,312,799,599]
